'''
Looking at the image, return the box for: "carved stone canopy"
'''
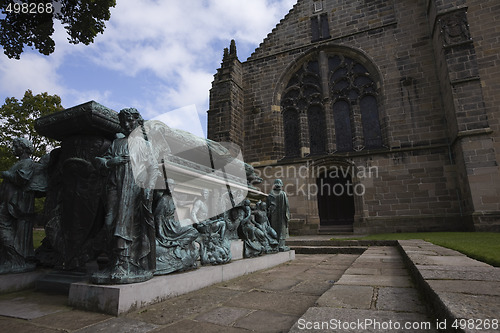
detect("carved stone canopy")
[35,101,122,141]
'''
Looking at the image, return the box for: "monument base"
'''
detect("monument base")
[0,269,49,294]
[68,250,295,315]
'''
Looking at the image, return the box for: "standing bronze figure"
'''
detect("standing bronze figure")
[0,138,37,274]
[266,179,290,252]
[91,108,159,284]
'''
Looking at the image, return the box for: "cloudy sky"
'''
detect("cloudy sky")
[0,0,296,137]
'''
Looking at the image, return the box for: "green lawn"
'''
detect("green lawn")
[333,232,500,267]
[33,229,45,249]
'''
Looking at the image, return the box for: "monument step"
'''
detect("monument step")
[318,225,354,234]
[289,229,319,236]
[36,271,89,295]
[286,239,397,247]
[290,246,366,254]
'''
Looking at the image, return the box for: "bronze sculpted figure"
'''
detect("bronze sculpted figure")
[253,201,279,253]
[192,189,231,265]
[240,200,278,258]
[190,189,210,224]
[266,179,290,252]
[0,138,39,274]
[91,108,159,284]
[154,178,199,275]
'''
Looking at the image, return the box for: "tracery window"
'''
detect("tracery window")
[282,60,327,157]
[281,51,382,158]
[329,55,382,150]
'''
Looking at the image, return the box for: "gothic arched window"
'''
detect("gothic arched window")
[280,51,383,158]
[329,54,382,151]
[332,100,353,152]
[308,105,327,155]
[283,108,300,157]
[360,95,383,148]
[282,59,327,157]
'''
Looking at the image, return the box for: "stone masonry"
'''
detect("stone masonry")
[207,0,500,233]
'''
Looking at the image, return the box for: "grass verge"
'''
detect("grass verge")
[33,229,45,249]
[333,232,500,267]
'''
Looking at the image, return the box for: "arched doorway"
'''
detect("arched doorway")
[316,171,355,232]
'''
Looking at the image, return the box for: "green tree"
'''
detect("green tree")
[0,0,116,59]
[0,90,62,171]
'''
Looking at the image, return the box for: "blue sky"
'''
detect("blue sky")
[0,0,296,137]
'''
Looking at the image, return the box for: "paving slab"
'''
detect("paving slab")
[298,267,347,279]
[0,316,63,333]
[223,289,318,316]
[260,278,302,291]
[318,253,363,263]
[315,285,374,309]
[156,319,250,333]
[32,309,112,331]
[376,287,427,313]
[73,317,160,333]
[380,268,410,276]
[356,254,401,260]
[194,306,253,326]
[126,286,242,326]
[345,267,380,275]
[234,310,299,332]
[349,261,407,269]
[336,274,412,287]
[290,279,336,296]
[0,293,68,320]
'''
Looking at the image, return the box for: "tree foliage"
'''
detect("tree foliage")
[0,0,116,59]
[0,90,63,171]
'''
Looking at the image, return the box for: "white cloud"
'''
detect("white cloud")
[0,0,297,136]
[152,104,205,138]
[83,1,297,104]
[0,20,108,105]
[0,53,62,99]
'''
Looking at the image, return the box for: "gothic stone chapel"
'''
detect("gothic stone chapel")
[207,0,500,234]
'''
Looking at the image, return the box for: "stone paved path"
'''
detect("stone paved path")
[0,253,358,332]
[2,238,498,332]
[289,246,437,332]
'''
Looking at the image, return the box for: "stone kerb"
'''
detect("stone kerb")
[398,240,500,332]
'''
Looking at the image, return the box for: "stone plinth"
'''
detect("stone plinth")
[35,101,120,141]
[0,269,49,294]
[68,250,295,316]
